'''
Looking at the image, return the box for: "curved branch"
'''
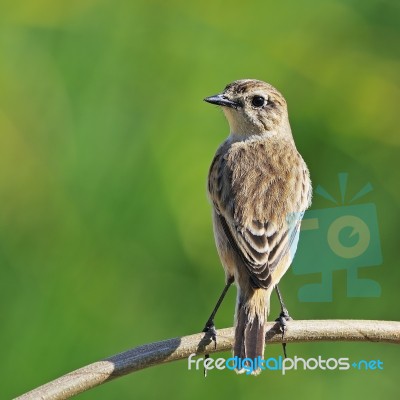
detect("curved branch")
[16,320,400,400]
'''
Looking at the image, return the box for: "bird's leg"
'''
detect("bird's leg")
[202,276,233,376]
[202,276,233,344]
[275,285,292,359]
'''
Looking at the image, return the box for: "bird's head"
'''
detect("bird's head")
[205,79,291,138]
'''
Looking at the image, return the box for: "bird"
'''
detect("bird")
[203,79,312,375]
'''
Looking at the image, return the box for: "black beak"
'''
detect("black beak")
[204,94,240,109]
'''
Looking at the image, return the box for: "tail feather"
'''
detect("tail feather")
[234,289,268,375]
[244,315,266,360]
[233,303,247,359]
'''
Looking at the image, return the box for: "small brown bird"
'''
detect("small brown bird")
[203,79,312,374]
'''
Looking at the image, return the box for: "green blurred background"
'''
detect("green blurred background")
[1,0,399,398]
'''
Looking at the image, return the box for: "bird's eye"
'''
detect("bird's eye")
[251,96,265,107]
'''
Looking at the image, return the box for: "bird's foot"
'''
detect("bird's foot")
[202,320,217,349]
[275,309,292,359]
[202,320,217,377]
[275,309,292,336]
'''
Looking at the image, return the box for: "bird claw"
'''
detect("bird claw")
[275,310,292,358]
[275,310,292,335]
[202,321,218,377]
[203,320,217,349]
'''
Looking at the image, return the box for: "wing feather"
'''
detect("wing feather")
[208,139,311,290]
